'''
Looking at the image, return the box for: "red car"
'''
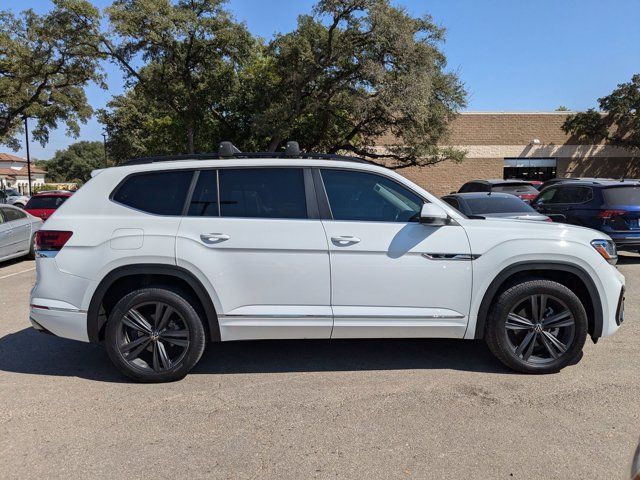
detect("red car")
[24,191,72,221]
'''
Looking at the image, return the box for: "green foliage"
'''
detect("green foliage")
[98,0,255,157]
[39,141,106,183]
[555,106,569,111]
[563,74,640,149]
[0,0,104,149]
[100,0,467,167]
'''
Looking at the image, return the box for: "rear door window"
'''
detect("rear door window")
[187,170,218,216]
[603,186,640,205]
[218,168,307,219]
[113,170,193,215]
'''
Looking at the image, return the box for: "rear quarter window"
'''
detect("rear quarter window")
[112,170,193,215]
[25,196,68,209]
[603,186,640,205]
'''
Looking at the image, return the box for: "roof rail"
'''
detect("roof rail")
[120,141,374,166]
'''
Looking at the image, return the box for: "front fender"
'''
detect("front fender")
[465,238,609,340]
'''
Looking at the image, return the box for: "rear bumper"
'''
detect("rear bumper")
[29,257,93,342]
[29,304,89,342]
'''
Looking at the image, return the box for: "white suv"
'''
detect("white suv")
[30,143,625,382]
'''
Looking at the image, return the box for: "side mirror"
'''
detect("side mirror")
[419,203,449,226]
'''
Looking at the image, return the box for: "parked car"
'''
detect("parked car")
[30,142,625,382]
[0,204,42,262]
[532,180,640,252]
[538,177,613,192]
[1,187,30,208]
[457,179,540,203]
[441,192,551,222]
[24,191,72,221]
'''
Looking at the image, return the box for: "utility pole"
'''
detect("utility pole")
[101,132,108,166]
[24,117,33,196]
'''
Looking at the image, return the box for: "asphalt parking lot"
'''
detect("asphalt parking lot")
[0,257,639,479]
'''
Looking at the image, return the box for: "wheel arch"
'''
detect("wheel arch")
[473,261,603,342]
[87,264,220,344]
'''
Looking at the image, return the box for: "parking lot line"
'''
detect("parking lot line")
[0,267,35,280]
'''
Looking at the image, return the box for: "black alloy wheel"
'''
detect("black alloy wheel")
[485,279,587,373]
[105,287,206,382]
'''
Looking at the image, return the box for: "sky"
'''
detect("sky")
[4,0,640,160]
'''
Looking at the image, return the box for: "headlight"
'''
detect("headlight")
[591,239,617,265]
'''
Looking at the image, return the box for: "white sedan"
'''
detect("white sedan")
[0,204,42,262]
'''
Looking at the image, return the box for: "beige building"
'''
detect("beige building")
[0,153,46,194]
[385,112,639,196]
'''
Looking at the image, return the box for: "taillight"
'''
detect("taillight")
[519,194,537,203]
[597,209,626,219]
[35,231,73,251]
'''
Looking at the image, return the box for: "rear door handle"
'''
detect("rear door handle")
[331,235,361,245]
[200,233,230,244]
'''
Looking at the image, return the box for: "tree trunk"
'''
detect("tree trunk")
[267,135,281,152]
[187,120,195,154]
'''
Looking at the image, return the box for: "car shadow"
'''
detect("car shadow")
[0,328,512,383]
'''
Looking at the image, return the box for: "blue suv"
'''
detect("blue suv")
[532,180,640,251]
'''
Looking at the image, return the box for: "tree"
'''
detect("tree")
[0,0,104,149]
[240,0,467,166]
[562,74,640,150]
[555,106,569,111]
[39,141,106,183]
[98,0,255,159]
[100,0,467,167]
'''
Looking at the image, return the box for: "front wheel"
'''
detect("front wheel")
[105,287,206,383]
[485,279,588,374]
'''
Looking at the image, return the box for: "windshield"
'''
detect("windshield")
[465,196,536,215]
[26,196,68,209]
[603,186,640,205]
[492,184,539,194]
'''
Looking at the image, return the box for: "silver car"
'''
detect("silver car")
[0,204,42,262]
[1,188,30,208]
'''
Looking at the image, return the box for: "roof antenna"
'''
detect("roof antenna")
[285,141,300,157]
[218,141,241,158]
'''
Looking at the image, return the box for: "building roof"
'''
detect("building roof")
[0,153,29,162]
[0,166,46,177]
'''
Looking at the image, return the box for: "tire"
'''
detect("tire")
[485,279,588,374]
[105,287,206,383]
[26,233,36,260]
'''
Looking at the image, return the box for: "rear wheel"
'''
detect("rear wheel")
[485,279,587,373]
[105,287,206,383]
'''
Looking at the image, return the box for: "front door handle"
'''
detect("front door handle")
[200,233,230,244]
[331,235,361,245]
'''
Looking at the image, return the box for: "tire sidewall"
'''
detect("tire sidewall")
[105,288,206,383]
